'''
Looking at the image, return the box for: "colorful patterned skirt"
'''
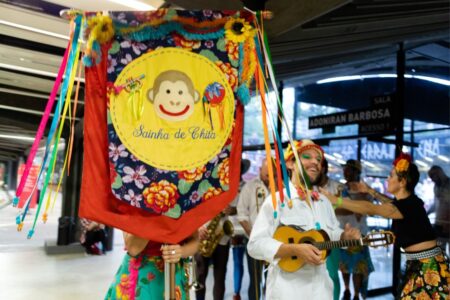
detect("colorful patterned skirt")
[399,248,450,299]
[105,253,188,300]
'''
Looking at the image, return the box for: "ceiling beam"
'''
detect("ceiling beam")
[265,0,351,37]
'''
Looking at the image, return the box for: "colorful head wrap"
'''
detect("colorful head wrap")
[284,139,324,162]
[393,152,412,174]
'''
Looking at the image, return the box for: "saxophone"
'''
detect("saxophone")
[198,212,234,257]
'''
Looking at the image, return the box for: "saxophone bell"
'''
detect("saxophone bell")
[198,212,234,257]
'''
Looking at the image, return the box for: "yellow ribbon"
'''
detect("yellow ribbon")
[42,39,82,220]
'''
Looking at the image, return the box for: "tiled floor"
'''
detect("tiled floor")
[0,190,394,299]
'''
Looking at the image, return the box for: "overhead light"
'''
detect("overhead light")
[324,153,336,161]
[339,179,346,184]
[317,76,363,84]
[0,104,80,121]
[0,63,84,82]
[437,155,450,163]
[0,20,68,40]
[361,160,376,168]
[413,75,450,86]
[415,160,428,168]
[333,152,343,159]
[424,157,433,162]
[108,0,155,10]
[317,74,450,86]
[0,134,35,142]
[336,159,346,165]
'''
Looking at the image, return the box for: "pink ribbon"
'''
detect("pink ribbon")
[15,38,72,198]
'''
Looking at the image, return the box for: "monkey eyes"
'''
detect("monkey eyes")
[166,89,171,94]
[178,90,183,95]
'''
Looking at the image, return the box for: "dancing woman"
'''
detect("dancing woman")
[321,153,449,299]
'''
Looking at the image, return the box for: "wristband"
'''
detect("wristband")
[333,196,343,209]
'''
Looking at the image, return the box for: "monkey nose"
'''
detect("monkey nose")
[175,101,181,106]
[170,101,175,106]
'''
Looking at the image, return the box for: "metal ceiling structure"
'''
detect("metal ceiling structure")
[0,0,448,161]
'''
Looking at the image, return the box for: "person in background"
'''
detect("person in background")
[338,160,374,300]
[195,205,234,300]
[428,165,450,254]
[247,139,361,299]
[79,218,107,255]
[321,153,449,299]
[105,231,199,299]
[229,159,251,300]
[318,158,344,300]
[237,159,270,300]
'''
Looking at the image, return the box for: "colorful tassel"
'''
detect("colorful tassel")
[236,84,250,105]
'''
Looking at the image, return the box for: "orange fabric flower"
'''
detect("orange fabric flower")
[393,152,411,173]
[116,274,131,300]
[215,61,238,90]
[154,257,165,272]
[415,276,424,288]
[134,9,167,22]
[416,290,432,300]
[402,278,414,295]
[439,259,449,278]
[175,286,182,300]
[226,41,239,61]
[203,187,223,201]
[395,158,410,173]
[435,254,444,263]
[178,166,206,183]
[218,158,230,187]
[424,269,441,286]
[143,180,179,213]
[173,34,201,50]
[431,291,441,300]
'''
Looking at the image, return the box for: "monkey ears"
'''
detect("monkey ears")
[147,89,154,102]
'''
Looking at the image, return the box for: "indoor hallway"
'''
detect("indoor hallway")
[0,190,393,300]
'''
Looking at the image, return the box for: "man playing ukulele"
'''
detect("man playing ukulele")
[247,139,360,299]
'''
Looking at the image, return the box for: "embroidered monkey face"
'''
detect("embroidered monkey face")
[147,70,200,122]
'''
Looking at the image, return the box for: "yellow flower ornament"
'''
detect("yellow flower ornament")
[395,159,410,173]
[225,18,255,43]
[393,153,412,175]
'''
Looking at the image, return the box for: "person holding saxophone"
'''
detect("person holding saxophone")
[195,203,235,300]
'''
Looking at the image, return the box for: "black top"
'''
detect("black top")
[391,194,436,248]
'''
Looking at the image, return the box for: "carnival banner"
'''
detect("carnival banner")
[79,9,258,243]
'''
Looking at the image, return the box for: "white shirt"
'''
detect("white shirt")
[247,182,343,300]
[323,178,344,196]
[229,182,246,236]
[237,177,268,231]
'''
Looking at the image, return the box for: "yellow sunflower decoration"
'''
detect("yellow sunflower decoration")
[225,18,255,43]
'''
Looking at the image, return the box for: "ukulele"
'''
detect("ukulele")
[273,225,395,272]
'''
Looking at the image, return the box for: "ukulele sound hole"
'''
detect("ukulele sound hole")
[288,237,297,260]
